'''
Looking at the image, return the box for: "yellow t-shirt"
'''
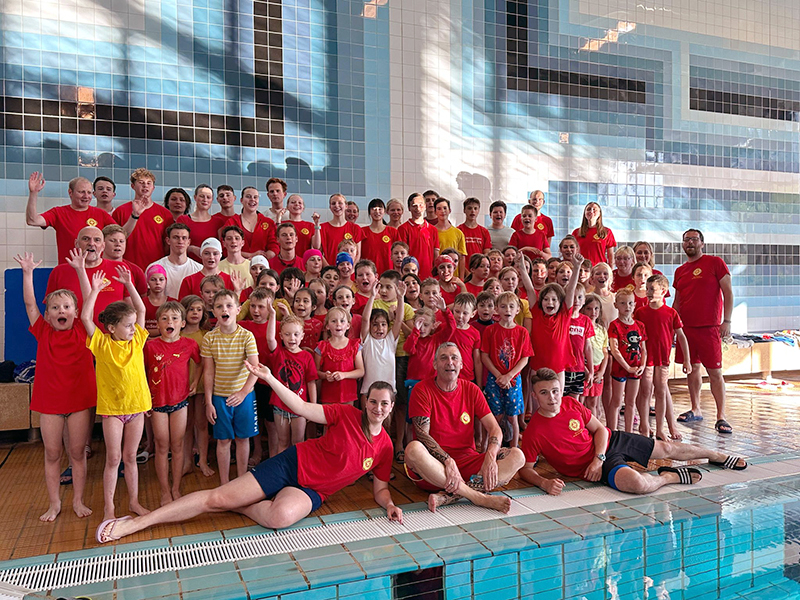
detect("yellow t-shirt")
[200,325,259,396]
[374,299,415,357]
[182,329,207,394]
[514,298,533,327]
[588,323,609,366]
[219,258,253,288]
[88,324,151,415]
[437,226,468,256]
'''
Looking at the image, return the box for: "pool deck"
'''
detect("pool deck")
[2,373,800,599]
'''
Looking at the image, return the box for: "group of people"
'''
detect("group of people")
[18,169,745,544]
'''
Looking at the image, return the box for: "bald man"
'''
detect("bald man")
[45,226,130,327]
[26,172,115,264]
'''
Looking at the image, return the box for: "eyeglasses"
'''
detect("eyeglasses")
[683,236,701,242]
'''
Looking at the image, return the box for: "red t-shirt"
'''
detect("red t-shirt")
[113,202,173,270]
[457,223,492,259]
[41,205,115,264]
[144,336,200,407]
[571,227,616,266]
[225,214,279,256]
[296,404,393,500]
[449,326,481,382]
[403,310,455,381]
[408,378,491,465]
[290,220,315,257]
[123,259,148,297]
[439,283,460,307]
[529,303,574,372]
[143,295,177,332]
[352,292,370,316]
[509,229,549,259]
[45,260,130,328]
[29,316,97,414]
[634,304,682,366]
[521,397,610,478]
[266,345,318,411]
[672,254,730,328]
[633,293,649,312]
[361,226,399,274]
[512,213,555,239]
[567,313,595,372]
[178,270,233,299]
[301,317,324,350]
[315,338,361,403]
[608,318,648,378]
[398,220,440,277]
[347,314,363,340]
[268,254,305,275]
[464,281,483,297]
[238,320,270,364]
[177,214,226,260]
[611,270,634,292]
[319,222,365,266]
[480,323,534,375]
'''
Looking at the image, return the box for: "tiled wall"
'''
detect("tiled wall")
[1,0,799,355]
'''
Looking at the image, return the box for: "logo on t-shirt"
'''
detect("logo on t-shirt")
[382,235,391,243]
[568,419,580,432]
[344,233,353,240]
[99,276,113,291]
[87,218,98,227]
[301,228,310,235]
[460,411,471,425]
[362,457,373,471]
[261,222,269,230]
[154,215,164,224]
[537,223,544,231]
[693,268,702,277]
[593,234,600,241]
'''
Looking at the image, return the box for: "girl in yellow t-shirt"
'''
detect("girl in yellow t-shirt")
[75,256,150,522]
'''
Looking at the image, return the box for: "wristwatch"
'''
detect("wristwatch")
[596,453,606,462]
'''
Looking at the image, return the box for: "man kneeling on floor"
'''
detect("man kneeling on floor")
[519,368,747,494]
[404,342,525,513]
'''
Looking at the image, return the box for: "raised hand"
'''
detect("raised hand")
[113,265,132,286]
[66,248,86,270]
[91,270,109,291]
[14,252,42,274]
[312,212,321,224]
[571,252,585,269]
[28,172,45,194]
[131,196,148,217]
[285,277,302,298]
[276,301,291,317]
[395,280,407,299]
[229,270,245,294]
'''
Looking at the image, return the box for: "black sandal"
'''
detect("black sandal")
[714,419,733,434]
[709,456,747,470]
[657,466,702,485]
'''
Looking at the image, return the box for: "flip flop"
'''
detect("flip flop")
[677,410,703,423]
[60,466,73,486]
[709,455,747,470]
[715,419,733,434]
[394,450,405,464]
[657,466,702,485]
[95,515,131,544]
[136,450,152,464]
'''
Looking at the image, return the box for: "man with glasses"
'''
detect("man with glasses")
[672,229,734,434]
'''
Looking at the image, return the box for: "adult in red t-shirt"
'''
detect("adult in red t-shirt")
[519,370,745,495]
[225,186,279,258]
[511,190,555,243]
[361,199,399,274]
[26,172,115,264]
[571,202,616,266]
[672,229,734,432]
[319,194,365,265]
[94,375,403,543]
[398,193,440,277]
[101,224,147,296]
[177,184,227,260]
[268,222,306,275]
[113,169,174,270]
[404,343,524,513]
[283,194,320,257]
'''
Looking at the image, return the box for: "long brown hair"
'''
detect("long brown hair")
[361,381,395,442]
[578,202,608,239]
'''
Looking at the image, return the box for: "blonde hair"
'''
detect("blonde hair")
[590,262,613,288]
[325,306,351,325]
[615,288,634,300]
[130,167,156,184]
[614,245,635,260]
[496,291,520,308]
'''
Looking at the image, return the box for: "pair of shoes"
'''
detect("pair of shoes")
[658,466,702,485]
[709,455,747,470]
[136,450,152,464]
[714,419,733,434]
[367,471,396,482]
[394,450,405,464]
[677,410,703,423]
[60,466,73,485]
[96,515,132,544]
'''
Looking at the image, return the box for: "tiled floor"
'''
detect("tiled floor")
[0,372,798,564]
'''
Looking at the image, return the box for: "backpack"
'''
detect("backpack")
[13,360,35,384]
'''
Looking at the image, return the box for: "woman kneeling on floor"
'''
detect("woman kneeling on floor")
[97,368,402,543]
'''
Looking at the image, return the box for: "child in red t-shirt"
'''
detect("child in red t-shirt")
[634,274,691,442]
[143,301,201,506]
[565,284,595,399]
[15,252,97,522]
[631,262,652,312]
[292,288,323,351]
[315,307,364,405]
[608,289,648,433]
[480,292,534,448]
[403,296,455,392]
[434,255,467,306]
[449,293,482,384]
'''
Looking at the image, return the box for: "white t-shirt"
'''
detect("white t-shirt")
[148,256,202,298]
[360,332,398,393]
[488,226,514,250]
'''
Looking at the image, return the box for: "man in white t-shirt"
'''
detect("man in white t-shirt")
[147,222,202,298]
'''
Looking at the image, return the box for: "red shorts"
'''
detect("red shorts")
[405,449,486,492]
[675,325,722,370]
[585,364,604,397]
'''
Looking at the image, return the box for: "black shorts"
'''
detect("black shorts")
[601,431,655,487]
[564,371,585,397]
[250,445,323,511]
[254,384,274,423]
[395,356,410,407]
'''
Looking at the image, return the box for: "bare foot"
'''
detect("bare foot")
[73,502,92,518]
[130,502,151,516]
[668,426,683,441]
[160,491,173,507]
[182,461,194,476]
[172,488,182,501]
[427,492,460,512]
[639,427,650,438]
[198,462,215,477]
[474,493,512,514]
[39,502,61,522]
[103,509,116,521]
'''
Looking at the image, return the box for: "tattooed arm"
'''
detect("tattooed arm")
[412,415,463,494]
[476,413,503,490]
